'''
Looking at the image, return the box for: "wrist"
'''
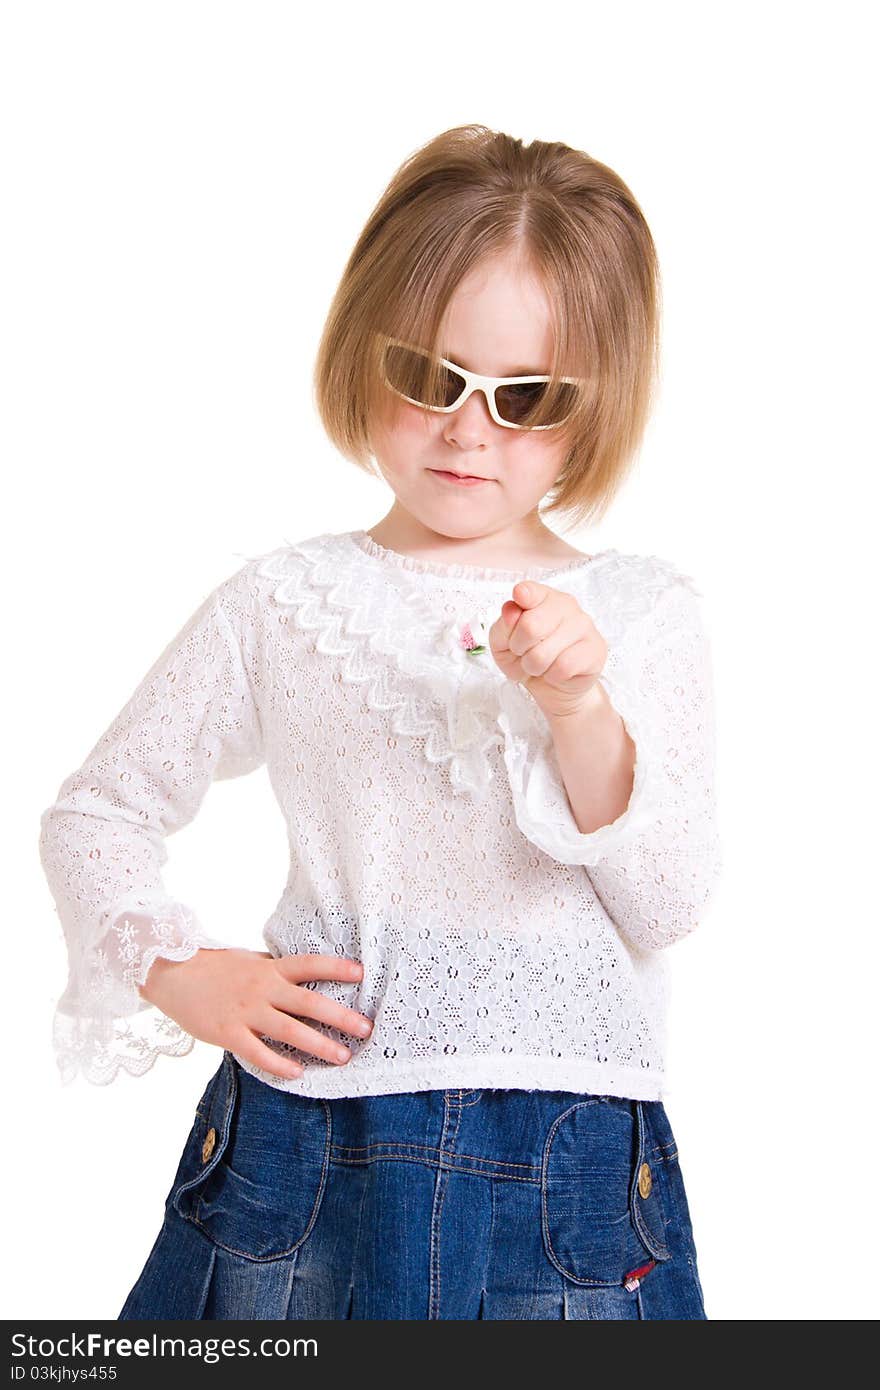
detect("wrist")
[137,950,198,1003]
[542,679,611,728]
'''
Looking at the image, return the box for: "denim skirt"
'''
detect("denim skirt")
[118,1050,707,1320]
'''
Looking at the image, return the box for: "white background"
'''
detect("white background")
[4,1,877,1321]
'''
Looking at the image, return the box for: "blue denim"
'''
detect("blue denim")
[118,1051,707,1320]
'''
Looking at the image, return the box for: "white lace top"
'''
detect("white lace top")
[39,528,722,1099]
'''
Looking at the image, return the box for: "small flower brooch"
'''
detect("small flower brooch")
[436,615,492,668]
[458,619,489,657]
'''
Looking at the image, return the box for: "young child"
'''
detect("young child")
[39,124,722,1321]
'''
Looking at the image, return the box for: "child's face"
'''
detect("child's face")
[370,254,572,543]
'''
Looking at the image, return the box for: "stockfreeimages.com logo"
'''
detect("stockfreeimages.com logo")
[10,1332,317,1366]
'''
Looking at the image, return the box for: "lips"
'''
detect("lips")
[431,468,491,482]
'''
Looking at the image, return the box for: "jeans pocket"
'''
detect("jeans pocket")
[169,1051,331,1263]
[540,1096,672,1288]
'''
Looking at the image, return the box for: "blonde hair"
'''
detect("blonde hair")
[313,124,661,530]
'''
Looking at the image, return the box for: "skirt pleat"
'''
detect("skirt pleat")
[201,1241,300,1321]
[118,1204,218,1320]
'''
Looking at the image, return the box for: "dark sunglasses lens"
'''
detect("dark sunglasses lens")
[495,380,578,426]
[439,365,467,406]
[384,344,465,408]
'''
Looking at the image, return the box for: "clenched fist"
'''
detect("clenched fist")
[488,580,609,723]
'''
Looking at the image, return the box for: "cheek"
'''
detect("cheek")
[371,403,438,483]
[503,433,570,489]
[373,399,435,455]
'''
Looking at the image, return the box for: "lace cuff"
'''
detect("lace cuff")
[52,894,235,1086]
[496,672,661,866]
[39,569,264,1085]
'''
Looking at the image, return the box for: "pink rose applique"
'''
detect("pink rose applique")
[458,620,489,656]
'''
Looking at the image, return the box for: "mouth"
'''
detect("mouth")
[428,468,493,486]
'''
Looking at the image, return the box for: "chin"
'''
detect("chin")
[423,517,500,542]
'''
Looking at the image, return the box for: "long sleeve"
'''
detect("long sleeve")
[497,574,722,952]
[38,570,265,1086]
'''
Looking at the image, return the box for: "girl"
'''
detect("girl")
[39,124,722,1321]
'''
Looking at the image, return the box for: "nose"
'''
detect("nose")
[444,386,496,445]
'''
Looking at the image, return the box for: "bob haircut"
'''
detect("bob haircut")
[313,124,661,531]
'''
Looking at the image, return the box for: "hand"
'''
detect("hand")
[138,947,374,1081]
[488,580,609,723]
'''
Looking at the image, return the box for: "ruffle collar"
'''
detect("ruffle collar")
[346,528,603,582]
[252,531,700,804]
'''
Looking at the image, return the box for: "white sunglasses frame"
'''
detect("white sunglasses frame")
[377,333,581,431]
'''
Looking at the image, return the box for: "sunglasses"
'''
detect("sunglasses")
[377,333,581,430]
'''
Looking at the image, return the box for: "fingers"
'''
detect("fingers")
[502,612,582,681]
[252,1004,361,1067]
[507,586,606,673]
[537,636,603,690]
[489,597,554,672]
[273,952,364,985]
[268,976,374,1040]
[225,985,373,1082]
[236,1033,305,1080]
[266,953,374,1063]
[492,589,577,659]
[508,591,577,650]
[218,954,375,1080]
[510,579,552,609]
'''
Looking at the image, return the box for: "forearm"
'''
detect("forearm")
[545,681,636,834]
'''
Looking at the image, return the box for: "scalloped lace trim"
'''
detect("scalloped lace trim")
[256,534,531,799]
[53,1005,198,1087]
[253,532,698,803]
[53,899,233,1087]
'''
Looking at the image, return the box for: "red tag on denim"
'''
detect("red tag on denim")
[623,1259,657,1290]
